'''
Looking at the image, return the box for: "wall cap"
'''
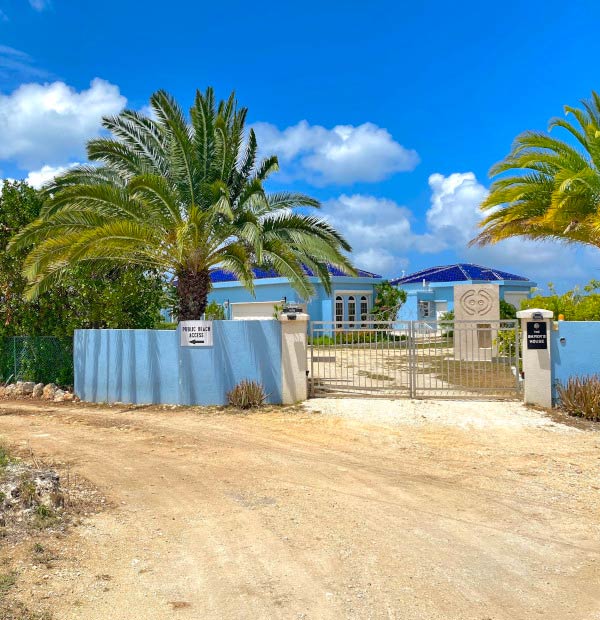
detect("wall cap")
[278,312,310,322]
[516,308,554,319]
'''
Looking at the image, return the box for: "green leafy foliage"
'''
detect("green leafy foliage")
[372,281,407,321]
[1,180,166,337]
[520,280,600,320]
[499,299,517,319]
[204,301,225,320]
[0,337,73,386]
[556,375,600,421]
[494,329,519,361]
[272,303,283,319]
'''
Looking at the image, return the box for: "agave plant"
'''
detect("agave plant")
[11,88,354,319]
[471,92,600,249]
[556,375,600,421]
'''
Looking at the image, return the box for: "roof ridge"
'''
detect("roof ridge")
[211,264,382,283]
[390,262,530,285]
[457,264,470,279]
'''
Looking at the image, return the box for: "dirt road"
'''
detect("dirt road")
[1,400,599,620]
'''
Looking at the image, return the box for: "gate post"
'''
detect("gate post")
[279,310,310,404]
[516,308,553,408]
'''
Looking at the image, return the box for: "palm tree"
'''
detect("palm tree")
[470,92,600,249]
[11,88,354,320]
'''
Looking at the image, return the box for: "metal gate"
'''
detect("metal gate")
[308,320,521,399]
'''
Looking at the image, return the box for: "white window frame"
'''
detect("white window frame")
[347,295,356,324]
[418,300,434,319]
[335,296,343,328]
[360,295,368,326]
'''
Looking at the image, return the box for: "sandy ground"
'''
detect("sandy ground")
[303,398,571,430]
[0,399,599,620]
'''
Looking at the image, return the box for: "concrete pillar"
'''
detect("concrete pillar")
[516,308,553,408]
[279,312,309,404]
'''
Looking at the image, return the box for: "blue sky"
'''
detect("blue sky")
[1,0,600,291]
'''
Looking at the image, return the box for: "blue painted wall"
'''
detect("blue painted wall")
[74,321,282,405]
[551,321,600,400]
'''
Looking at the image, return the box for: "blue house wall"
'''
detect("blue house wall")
[397,281,535,321]
[391,264,536,321]
[208,276,380,322]
[204,264,535,324]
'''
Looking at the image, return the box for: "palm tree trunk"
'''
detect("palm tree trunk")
[176,268,211,321]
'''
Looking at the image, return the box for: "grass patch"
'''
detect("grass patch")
[0,600,53,620]
[310,332,407,346]
[357,370,394,381]
[0,572,17,597]
[0,444,11,470]
[419,356,517,390]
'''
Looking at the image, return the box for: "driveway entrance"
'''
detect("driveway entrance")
[308,320,521,399]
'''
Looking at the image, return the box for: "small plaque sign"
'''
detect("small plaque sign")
[526,321,547,350]
[179,320,213,347]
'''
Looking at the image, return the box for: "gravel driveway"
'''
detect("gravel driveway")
[303,397,573,430]
[0,399,599,620]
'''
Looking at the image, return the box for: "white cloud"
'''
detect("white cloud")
[252,120,419,186]
[426,172,488,247]
[320,172,600,284]
[0,78,126,169]
[354,248,406,275]
[424,171,600,283]
[321,193,444,276]
[29,0,51,11]
[24,163,80,189]
[324,194,414,251]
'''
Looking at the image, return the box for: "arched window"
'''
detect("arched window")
[360,296,368,326]
[335,296,343,328]
[348,296,356,324]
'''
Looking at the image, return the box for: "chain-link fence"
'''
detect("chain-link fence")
[0,337,74,387]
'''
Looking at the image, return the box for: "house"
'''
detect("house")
[391,263,536,321]
[207,266,382,322]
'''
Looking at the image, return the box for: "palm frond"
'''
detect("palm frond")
[473,92,600,250]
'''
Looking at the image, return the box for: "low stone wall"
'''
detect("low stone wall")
[74,320,287,406]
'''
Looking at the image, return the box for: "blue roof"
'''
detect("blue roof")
[211,265,382,284]
[390,263,530,286]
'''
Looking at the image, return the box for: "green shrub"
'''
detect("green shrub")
[156,321,177,330]
[204,301,226,320]
[372,281,407,321]
[494,329,517,358]
[309,331,406,346]
[520,280,600,321]
[0,337,73,387]
[556,375,600,421]
[500,299,517,320]
[227,380,267,409]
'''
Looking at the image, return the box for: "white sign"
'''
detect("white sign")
[179,321,213,347]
